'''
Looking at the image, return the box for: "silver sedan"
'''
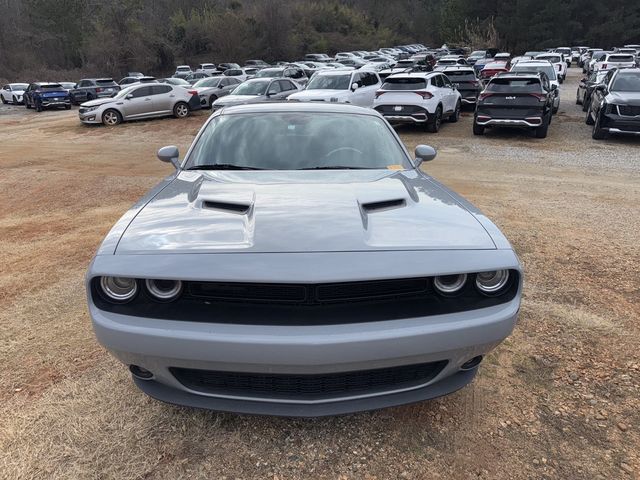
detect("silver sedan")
[78,84,199,125]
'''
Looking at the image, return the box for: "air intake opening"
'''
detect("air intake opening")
[361,198,406,213]
[202,200,250,214]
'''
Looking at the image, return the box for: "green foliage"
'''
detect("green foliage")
[1,0,639,81]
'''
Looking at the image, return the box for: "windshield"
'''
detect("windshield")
[511,65,557,80]
[307,74,351,90]
[176,67,190,71]
[255,68,283,78]
[382,77,427,89]
[12,83,29,90]
[232,80,269,95]
[194,78,221,88]
[96,80,115,86]
[470,51,485,57]
[608,55,634,62]
[444,71,476,80]
[487,78,541,92]
[611,72,640,92]
[186,113,411,170]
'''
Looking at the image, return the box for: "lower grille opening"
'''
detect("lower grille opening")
[170,361,448,401]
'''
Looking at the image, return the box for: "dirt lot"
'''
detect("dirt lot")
[1,69,639,479]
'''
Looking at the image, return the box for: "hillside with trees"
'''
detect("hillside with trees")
[1,0,639,81]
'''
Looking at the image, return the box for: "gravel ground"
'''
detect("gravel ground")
[0,68,638,479]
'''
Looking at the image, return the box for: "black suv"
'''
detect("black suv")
[442,66,481,105]
[69,78,120,104]
[586,67,640,139]
[473,72,555,138]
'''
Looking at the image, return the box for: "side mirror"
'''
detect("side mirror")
[125,94,133,99]
[595,84,607,92]
[452,83,459,89]
[414,145,437,166]
[157,145,181,170]
[551,84,558,90]
[351,82,359,91]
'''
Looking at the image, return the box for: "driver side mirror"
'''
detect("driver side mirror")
[351,82,359,91]
[125,94,133,99]
[157,145,181,170]
[452,83,459,89]
[595,84,607,93]
[414,145,437,166]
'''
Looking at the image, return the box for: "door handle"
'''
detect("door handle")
[145,98,152,101]
[169,94,175,97]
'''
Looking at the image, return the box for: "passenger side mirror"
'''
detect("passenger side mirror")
[157,145,181,170]
[452,83,459,89]
[125,94,133,99]
[351,82,359,91]
[414,145,437,166]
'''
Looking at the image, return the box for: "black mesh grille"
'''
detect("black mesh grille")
[617,105,640,116]
[188,278,430,304]
[170,361,448,400]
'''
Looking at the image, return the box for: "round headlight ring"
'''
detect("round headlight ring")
[100,276,137,302]
[145,279,183,301]
[475,270,510,295]
[433,273,468,295]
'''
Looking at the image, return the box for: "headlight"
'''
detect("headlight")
[433,274,467,295]
[475,270,510,295]
[83,105,99,112]
[145,279,182,301]
[99,276,137,302]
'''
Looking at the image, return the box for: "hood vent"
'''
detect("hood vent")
[202,200,251,215]
[361,198,406,213]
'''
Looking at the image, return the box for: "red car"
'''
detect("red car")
[479,62,509,81]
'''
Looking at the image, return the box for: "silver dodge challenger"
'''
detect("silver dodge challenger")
[87,102,522,417]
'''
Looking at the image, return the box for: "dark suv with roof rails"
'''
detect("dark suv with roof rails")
[473,72,555,138]
[69,78,120,105]
[586,67,640,139]
[442,66,481,105]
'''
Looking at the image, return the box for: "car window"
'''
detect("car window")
[307,74,351,90]
[432,75,444,87]
[130,86,152,98]
[442,76,453,87]
[267,81,282,95]
[383,77,427,90]
[486,78,542,92]
[278,80,296,91]
[611,72,640,92]
[187,113,412,170]
[151,85,172,95]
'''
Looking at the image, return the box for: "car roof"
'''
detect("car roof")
[495,71,542,79]
[514,60,553,66]
[218,102,378,116]
[386,72,437,79]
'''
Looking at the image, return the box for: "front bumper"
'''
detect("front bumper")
[374,105,432,124]
[78,109,103,124]
[90,290,520,416]
[601,112,640,135]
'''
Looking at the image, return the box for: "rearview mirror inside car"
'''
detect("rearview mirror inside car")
[414,145,437,166]
[157,145,181,170]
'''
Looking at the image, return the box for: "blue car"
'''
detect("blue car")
[23,82,71,112]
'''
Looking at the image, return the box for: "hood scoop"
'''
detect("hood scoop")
[361,198,407,213]
[201,200,251,215]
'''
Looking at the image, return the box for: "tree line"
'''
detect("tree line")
[1,0,639,82]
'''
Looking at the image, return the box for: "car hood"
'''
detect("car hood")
[116,170,497,254]
[214,94,261,106]
[81,97,117,108]
[607,91,640,105]
[288,90,350,101]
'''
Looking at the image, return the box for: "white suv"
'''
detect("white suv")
[373,72,462,132]
[287,69,381,107]
[535,54,567,82]
[594,53,636,71]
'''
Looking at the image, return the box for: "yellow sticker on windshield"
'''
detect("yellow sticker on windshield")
[387,165,404,170]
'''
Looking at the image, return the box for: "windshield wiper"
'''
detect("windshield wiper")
[299,166,374,170]
[187,164,265,171]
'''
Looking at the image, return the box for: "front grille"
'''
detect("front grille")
[189,278,429,305]
[617,105,640,116]
[170,361,448,400]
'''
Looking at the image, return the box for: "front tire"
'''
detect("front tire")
[426,105,442,133]
[1,96,7,104]
[25,98,32,109]
[592,112,607,140]
[173,101,190,118]
[448,101,461,123]
[585,105,595,125]
[102,109,122,126]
